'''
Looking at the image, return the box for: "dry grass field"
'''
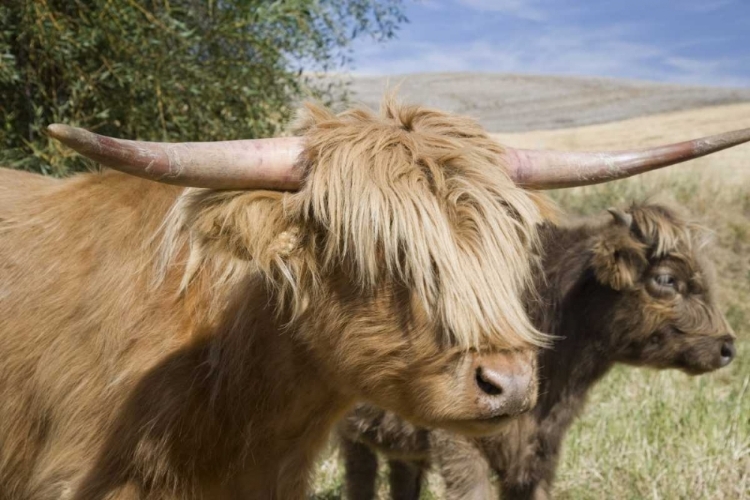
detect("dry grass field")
[346,72,750,133]
[312,102,750,499]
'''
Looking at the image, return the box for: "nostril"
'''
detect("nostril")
[475,367,503,396]
[720,341,735,364]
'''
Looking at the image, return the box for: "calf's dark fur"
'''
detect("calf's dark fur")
[339,203,736,500]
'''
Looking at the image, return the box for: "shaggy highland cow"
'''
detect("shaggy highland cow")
[340,203,737,500]
[0,96,747,500]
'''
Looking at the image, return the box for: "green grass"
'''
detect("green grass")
[554,353,749,500]
[312,169,750,499]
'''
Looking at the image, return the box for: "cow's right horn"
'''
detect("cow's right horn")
[504,127,750,189]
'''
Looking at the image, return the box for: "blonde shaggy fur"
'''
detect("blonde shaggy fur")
[0,98,550,499]
[168,99,549,348]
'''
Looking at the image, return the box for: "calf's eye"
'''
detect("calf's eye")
[654,274,676,288]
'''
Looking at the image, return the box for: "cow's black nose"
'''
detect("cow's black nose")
[475,367,504,396]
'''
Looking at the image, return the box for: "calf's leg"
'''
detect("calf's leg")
[388,459,425,500]
[341,436,379,500]
[499,480,550,500]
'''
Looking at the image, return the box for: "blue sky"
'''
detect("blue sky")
[351,0,750,86]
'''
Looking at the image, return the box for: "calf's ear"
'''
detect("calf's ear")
[607,208,633,229]
[591,211,648,290]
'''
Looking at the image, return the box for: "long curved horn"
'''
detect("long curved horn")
[49,124,750,191]
[504,127,750,189]
[47,124,304,190]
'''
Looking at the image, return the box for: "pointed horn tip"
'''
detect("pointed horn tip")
[47,124,76,140]
[46,124,100,152]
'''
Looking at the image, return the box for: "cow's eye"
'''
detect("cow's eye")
[654,274,676,288]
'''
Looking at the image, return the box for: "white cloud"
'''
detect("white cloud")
[417,0,448,10]
[681,0,735,13]
[351,24,750,87]
[456,0,547,21]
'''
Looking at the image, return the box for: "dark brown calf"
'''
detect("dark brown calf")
[339,202,736,500]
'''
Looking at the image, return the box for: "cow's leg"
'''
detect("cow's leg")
[432,431,492,500]
[387,459,424,500]
[341,436,379,500]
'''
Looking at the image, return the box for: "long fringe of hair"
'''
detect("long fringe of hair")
[161,97,552,349]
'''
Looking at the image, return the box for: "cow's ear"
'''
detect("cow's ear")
[590,212,648,290]
[179,189,301,268]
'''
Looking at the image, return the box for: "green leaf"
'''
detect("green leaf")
[0,0,406,174]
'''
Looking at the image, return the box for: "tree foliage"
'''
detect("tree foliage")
[0,0,405,175]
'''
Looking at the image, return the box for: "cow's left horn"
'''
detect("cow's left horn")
[47,124,304,190]
[504,127,750,189]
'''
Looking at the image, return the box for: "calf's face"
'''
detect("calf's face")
[592,205,735,375]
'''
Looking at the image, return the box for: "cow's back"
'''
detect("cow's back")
[0,167,61,209]
[0,169,188,498]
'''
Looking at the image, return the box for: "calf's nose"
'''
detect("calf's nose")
[720,339,735,366]
[473,351,536,417]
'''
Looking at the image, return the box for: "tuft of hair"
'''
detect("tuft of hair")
[627,201,714,257]
[161,96,551,349]
[592,200,715,291]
